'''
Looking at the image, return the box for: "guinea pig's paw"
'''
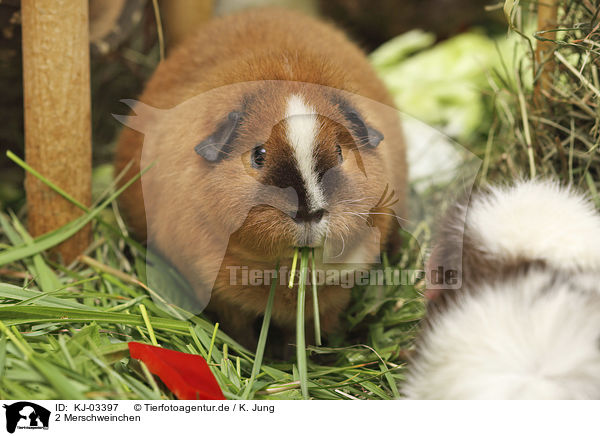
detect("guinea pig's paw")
[465,179,600,272]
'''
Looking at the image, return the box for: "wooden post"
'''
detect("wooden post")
[21,0,92,263]
[534,0,558,105]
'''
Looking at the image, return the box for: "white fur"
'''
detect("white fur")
[295,216,329,247]
[285,94,326,211]
[467,180,600,271]
[404,270,600,399]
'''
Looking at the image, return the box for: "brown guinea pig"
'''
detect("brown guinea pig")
[114,8,407,348]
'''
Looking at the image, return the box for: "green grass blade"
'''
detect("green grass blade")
[296,248,309,399]
[0,321,85,398]
[0,335,7,379]
[242,263,278,399]
[0,283,97,311]
[0,213,61,293]
[288,247,299,288]
[379,362,400,398]
[6,151,88,211]
[310,248,321,346]
[0,162,150,266]
[0,306,189,332]
[139,304,158,346]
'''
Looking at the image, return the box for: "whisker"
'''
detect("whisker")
[375,184,389,207]
[336,196,379,205]
[339,211,370,223]
[382,197,400,208]
[333,232,345,258]
[354,212,410,224]
[383,189,396,207]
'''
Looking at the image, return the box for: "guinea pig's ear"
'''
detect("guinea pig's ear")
[344,109,384,148]
[333,96,383,148]
[194,111,242,162]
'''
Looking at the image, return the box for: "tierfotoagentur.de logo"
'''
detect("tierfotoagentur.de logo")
[2,402,50,434]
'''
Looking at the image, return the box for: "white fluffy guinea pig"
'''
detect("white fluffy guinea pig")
[405,180,600,399]
[114,8,407,347]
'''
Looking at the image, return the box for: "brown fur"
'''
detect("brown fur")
[115,8,407,349]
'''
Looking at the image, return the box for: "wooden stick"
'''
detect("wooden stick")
[21,0,92,263]
[534,0,558,106]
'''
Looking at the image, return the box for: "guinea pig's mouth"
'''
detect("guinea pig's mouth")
[294,219,329,248]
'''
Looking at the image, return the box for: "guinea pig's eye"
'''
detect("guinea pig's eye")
[251,145,266,168]
[335,144,343,162]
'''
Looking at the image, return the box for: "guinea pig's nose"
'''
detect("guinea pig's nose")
[293,208,327,224]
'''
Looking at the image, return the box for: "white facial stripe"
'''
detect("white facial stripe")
[285,94,326,210]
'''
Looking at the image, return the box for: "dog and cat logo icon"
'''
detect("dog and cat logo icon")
[2,402,50,434]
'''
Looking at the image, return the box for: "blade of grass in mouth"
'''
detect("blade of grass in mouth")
[288,247,299,288]
[311,248,322,346]
[296,248,310,399]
